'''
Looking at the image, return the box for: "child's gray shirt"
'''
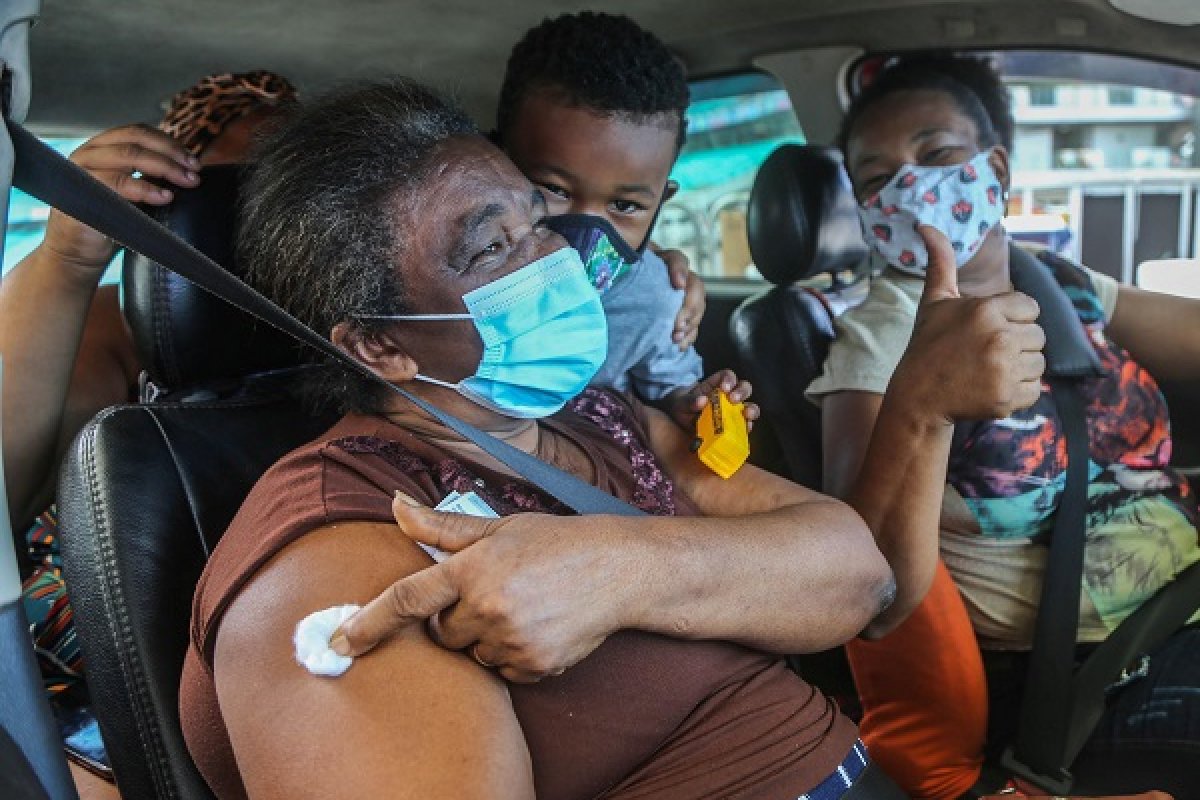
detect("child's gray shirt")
[590,249,704,401]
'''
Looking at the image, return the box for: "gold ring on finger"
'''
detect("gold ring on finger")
[470,644,495,669]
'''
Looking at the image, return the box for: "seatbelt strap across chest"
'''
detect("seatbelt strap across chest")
[5,118,645,518]
[1000,247,1098,792]
[1001,247,1200,792]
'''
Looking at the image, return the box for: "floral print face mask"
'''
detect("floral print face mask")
[858,150,1005,277]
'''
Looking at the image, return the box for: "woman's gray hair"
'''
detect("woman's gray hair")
[237,79,478,412]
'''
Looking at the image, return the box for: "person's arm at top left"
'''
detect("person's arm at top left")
[1,125,196,527]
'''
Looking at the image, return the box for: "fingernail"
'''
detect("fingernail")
[394,489,420,506]
[329,630,351,656]
[157,188,172,200]
[185,171,198,182]
[186,155,200,168]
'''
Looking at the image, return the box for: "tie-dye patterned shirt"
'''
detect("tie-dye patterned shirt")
[948,251,1200,633]
[809,246,1200,645]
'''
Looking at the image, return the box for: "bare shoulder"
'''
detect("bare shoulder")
[214,520,533,800]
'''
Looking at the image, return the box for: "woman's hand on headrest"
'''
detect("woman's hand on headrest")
[43,124,201,278]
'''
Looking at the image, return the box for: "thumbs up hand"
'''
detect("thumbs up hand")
[892,226,1046,425]
[917,225,961,305]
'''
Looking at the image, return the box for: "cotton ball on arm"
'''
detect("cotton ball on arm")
[294,604,362,677]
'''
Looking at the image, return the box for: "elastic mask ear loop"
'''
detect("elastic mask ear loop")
[350,312,475,390]
[355,313,472,321]
[411,374,459,390]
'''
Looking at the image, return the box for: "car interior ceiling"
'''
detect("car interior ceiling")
[28,0,1200,137]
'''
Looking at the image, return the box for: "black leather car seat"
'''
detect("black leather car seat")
[56,166,336,800]
[729,145,870,698]
[730,144,869,490]
[121,166,301,399]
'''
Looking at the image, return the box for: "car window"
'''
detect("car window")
[3,136,121,284]
[658,72,805,281]
[994,51,1200,298]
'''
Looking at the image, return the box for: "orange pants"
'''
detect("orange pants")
[846,561,987,800]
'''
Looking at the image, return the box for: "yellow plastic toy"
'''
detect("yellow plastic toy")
[693,389,750,479]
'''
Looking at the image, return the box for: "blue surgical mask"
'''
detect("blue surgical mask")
[543,213,640,294]
[362,246,608,418]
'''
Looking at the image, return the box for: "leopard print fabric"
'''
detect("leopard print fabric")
[158,70,297,156]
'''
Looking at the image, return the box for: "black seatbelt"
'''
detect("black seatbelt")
[999,248,1102,793]
[1001,379,1089,793]
[1004,379,1200,792]
[5,119,644,519]
[1064,557,1200,761]
[1001,248,1200,792]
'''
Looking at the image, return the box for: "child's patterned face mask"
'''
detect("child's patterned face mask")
[857,150,1006,277]
[543,214,640,294]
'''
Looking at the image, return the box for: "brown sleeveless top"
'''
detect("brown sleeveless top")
[180,389,857,799]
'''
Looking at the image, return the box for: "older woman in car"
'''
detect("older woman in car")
[178,80,1043,800]
[811,54,1200,798]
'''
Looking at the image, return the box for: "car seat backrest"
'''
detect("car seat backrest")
[121,164,301,395]
[746,144,867,287]
[731,144,868,488]
[57,168,336,800]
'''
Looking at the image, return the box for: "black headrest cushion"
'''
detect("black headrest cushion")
[747,144,869,286]
[122,165,301,390]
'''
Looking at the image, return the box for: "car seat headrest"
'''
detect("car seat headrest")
[122,164,302,392]
[747,144,869,286]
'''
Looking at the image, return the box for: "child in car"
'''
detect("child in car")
[495,11,757,429]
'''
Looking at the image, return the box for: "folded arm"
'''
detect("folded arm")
[632,401,893,653]
[333,413,893,680]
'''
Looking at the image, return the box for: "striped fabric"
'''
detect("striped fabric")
[25,505,62,568]
[20,505,85,697]
[796,740,869,800]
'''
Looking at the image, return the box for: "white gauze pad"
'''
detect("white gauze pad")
[293,604,361,677]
